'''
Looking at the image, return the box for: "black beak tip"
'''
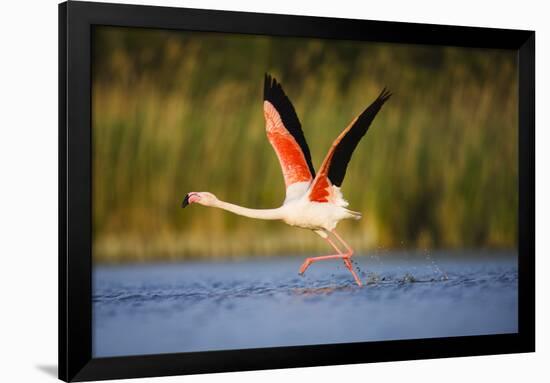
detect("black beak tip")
[181,194,190,208]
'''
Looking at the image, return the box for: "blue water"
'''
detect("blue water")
[92,252,517,357]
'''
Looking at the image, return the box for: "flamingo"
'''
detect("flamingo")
[182,74,391,286]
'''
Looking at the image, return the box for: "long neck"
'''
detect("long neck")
[213,200,284,220]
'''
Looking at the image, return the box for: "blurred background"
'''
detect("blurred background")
[92,26,517,263]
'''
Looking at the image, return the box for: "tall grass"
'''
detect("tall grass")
[92,27,518,263]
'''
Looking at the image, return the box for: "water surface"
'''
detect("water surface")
[93,251,517,357]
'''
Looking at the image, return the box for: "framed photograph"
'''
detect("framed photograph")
[59,1,535,381]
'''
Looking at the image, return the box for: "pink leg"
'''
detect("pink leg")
[332,231,353,253]
[299,233,362,287]
[332,231,363,286]
[299,237,345,274]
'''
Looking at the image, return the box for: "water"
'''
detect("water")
[93,252,517,357]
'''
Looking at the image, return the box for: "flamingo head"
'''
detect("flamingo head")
[181,192,218,208]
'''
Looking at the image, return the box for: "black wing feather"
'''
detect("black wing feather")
[264,73,316,178]
[327,88,392,187]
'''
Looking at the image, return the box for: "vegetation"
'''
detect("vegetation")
[92,26,518,263]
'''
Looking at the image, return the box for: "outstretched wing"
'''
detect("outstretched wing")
[309,88,392,203]
[263,74,315,199]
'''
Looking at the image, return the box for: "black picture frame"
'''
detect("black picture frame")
[59,1,535,381]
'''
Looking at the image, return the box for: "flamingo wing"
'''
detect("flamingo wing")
[309,88,392,203]
[263,74,315,199]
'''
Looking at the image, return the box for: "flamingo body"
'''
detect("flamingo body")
[182,74,391,286]
[280,187,361,232]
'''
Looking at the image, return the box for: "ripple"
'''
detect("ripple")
[93,256,519,357]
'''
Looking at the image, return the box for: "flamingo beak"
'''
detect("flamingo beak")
[181,194,191,208]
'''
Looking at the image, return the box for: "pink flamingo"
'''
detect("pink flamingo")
[182,74,391,286]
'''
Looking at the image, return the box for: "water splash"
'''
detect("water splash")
[425,252,449,281]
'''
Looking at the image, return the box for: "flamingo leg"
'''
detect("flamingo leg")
[299,234,363,286]
[299,237,345,274]
[331,231,362,286]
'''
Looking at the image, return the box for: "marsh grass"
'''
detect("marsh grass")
[92,27,517,263]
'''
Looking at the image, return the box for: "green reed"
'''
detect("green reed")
[92,27,518,263]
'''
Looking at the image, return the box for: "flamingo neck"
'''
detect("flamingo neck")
[213,200,284,220]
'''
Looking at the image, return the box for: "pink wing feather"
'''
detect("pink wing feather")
[263,74,315,189]
[264,101,313,187]
[309,88,391,202]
